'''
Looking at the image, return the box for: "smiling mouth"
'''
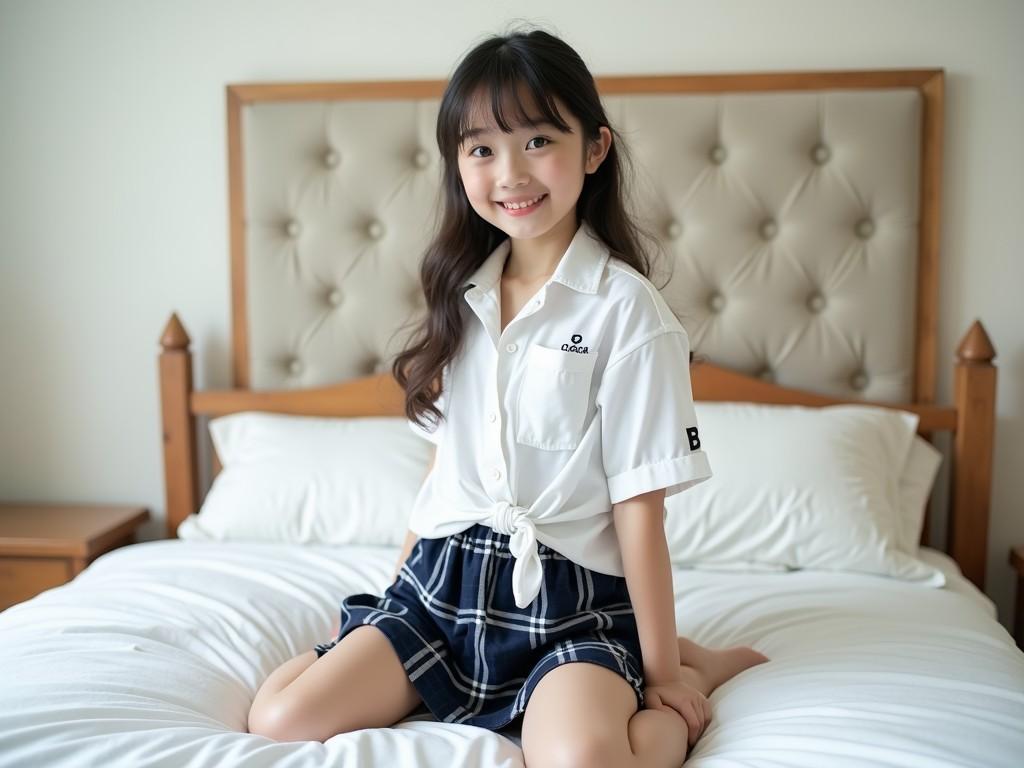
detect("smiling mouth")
[497,193,547,211]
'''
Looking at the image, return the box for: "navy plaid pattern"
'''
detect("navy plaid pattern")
[314,523,646,730]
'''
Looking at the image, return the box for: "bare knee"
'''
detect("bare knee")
[522,662,640,768]
[249,693,358,743]
[248,696,307,742]
[247,652,324,742]
[247,627,420,742]
[529,734,626,768]
[247,656,345,744]
[247,696,287,741]
[627,707,689,764]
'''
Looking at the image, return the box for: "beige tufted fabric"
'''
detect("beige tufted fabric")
[238,84,924,403]
[243,98,443,387]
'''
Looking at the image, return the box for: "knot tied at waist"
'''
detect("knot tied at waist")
[489,501,543,609]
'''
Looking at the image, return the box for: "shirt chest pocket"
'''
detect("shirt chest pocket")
[515,344,598,451]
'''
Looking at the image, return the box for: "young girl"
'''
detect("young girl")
[248,26,769,765]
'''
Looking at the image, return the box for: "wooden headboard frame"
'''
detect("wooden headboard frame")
[157,70,998,592]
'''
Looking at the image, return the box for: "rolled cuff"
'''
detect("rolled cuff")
[606,452,712,505]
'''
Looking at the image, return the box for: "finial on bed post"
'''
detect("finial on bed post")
[949,319,997,591]
[159,313,200,540]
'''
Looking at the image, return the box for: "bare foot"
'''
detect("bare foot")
[676,636,770,697]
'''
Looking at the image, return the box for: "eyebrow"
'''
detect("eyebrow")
[460,119,558,143]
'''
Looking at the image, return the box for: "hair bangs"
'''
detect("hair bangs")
[447,64,573,155]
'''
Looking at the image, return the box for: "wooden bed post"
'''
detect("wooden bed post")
[949,320,997,591]
[158,313,200,539]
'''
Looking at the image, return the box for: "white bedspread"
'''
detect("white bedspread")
[0,539,1022,767]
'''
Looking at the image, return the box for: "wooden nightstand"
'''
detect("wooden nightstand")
[1011,546,1024,649]
[0,503,149,611]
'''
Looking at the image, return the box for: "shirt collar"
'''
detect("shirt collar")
[462,220,610,296]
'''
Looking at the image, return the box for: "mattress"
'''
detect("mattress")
[0,538,1022,767]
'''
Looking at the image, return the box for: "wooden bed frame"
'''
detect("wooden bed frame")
[157,70,998,593]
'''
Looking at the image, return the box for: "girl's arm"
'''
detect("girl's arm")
[392,447,437,580]
[613,487,682,685]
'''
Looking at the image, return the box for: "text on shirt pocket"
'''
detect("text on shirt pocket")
[515,344,598,451]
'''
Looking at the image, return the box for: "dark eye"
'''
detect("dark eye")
[527,137,550,149]
[468,146,491,158]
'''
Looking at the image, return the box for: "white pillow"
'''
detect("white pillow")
[176,412,433,546]
[664,403,946,586]
[897,435,943,554]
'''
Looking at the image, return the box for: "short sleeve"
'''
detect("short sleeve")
[595,329,712,504]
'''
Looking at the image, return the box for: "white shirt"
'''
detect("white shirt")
[407,221,712,608]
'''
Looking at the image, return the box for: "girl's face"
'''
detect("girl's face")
[456,88,610,244]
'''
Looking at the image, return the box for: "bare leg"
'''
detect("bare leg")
[522,661,688,768]
[677,635,770,697]
[247,626,422,742]
[248,650,318,727]
[627,707,691,766]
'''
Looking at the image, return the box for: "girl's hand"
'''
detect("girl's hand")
[643,677,712,747]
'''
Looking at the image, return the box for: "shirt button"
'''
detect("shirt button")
[506,342,518,353]
[487,411,497,423]
[491,468,502,481]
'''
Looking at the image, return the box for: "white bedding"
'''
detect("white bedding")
[0,539,1022,768]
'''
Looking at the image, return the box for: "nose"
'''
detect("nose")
[497,153,529,189]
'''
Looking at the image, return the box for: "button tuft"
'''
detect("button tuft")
[285,219,301,238]
[323,149,340,168]
[328,288,342,307]
[811,143,831,165]
[855,218,875,239]
[666,220,683,239]
[758,366,775,383]
[709,144,727,164]
[288,357,303,376]
[850,370,869,390]
[759,218,778,240]
[806,292,826,313]
[367,220,385,239]
[708,292,726,313]
[413,149,430,168]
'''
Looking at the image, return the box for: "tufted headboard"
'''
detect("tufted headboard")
[158,69,997,589]
[227,72,940,403]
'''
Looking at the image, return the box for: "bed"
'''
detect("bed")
[2,69,1022,768]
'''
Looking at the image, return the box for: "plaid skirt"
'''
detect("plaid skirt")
[313,522,646,730]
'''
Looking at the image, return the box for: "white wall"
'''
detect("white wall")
[1,0,1021,629]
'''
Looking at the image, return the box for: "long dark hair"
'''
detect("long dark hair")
[393,25,675,433]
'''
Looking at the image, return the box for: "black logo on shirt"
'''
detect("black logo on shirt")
[562,333,588,354]
[686,427,701,451]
